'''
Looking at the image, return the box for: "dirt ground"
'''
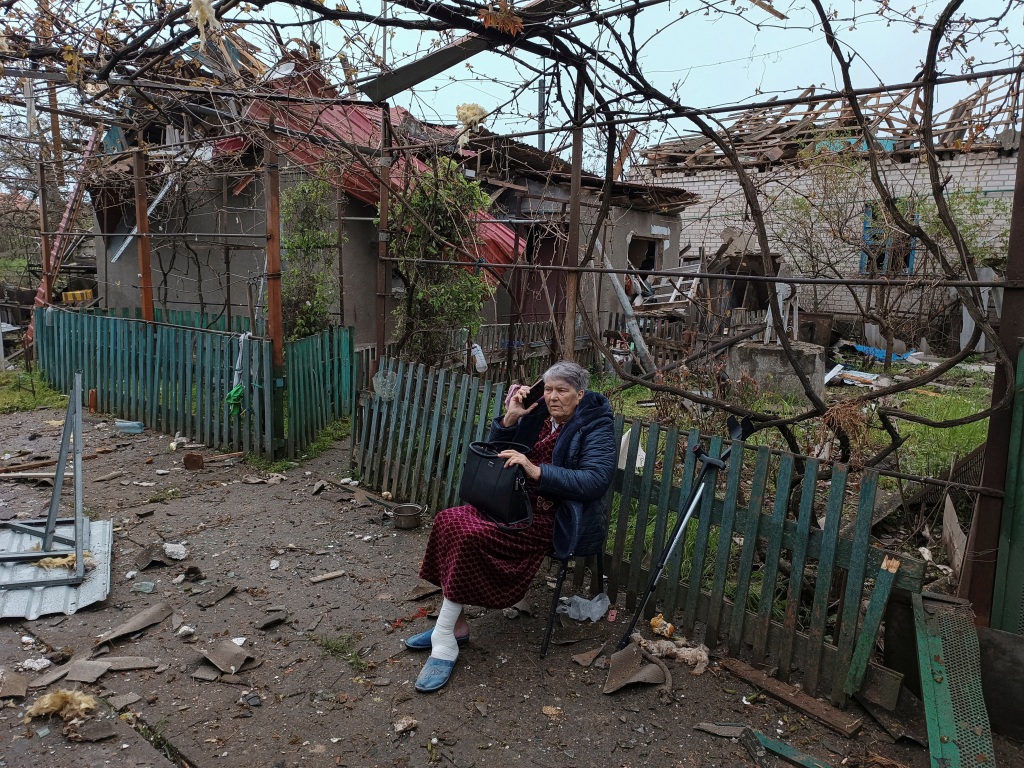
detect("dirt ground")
[1,408,1023,768]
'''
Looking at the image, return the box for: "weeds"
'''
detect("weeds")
[148,488,182,504]
[244,454,294,474]
[300,418,350,460]
[315,633,369,671]
[0,369,67,413]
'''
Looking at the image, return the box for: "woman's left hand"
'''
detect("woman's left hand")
[498,449,541,481]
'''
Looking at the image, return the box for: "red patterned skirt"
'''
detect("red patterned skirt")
[419,421,560,608]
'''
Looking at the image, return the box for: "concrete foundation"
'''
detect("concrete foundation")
[727,340,826,401]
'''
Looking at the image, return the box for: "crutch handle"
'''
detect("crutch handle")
[693,445,726,469]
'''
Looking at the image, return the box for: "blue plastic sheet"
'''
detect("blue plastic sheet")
[853,344,916,362]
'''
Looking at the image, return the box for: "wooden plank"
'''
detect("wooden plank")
[609,422,643,603]
[844,556,900,698]
[705,441,745,647]
[412,367,442,504]
[720,658,863,738]
[429,371,465,512]
[442,373,478,510]
[752,454,794,666]
[626,424,662,611]
[778,458,819,683]
[396,363,426,501]
[662,430,700,617]
[728,446,772,655]
[682,436,723,633]
[831,471,879,707]
[802,465,848,697]
[644,426,678,620]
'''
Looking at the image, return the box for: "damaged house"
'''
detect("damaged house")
[630,76,1019,354]
[87,41,695,359]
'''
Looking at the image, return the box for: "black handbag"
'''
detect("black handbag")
[459,441,534,531]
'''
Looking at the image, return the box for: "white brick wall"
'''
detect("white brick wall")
[631,151,1016,325]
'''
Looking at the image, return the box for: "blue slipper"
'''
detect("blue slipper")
[415,656,457,693]
[404,628,470,651]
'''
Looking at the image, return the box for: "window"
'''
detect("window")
[860,201,919,274]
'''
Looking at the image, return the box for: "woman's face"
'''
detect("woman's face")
[544,378,585,424]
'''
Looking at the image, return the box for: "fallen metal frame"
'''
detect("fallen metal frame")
[0,371,86,589]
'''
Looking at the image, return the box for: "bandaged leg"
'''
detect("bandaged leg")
[430,598,463,662]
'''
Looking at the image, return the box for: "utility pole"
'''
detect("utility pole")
[264,133,286,456]
[963,122,1024,626]
[132,150,155,322]
[562,71,584,363]
[375,106,392,376]
[37,161,53,308]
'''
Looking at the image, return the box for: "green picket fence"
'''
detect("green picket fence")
[284,325,358,458]
[35,307,275,454]
[353,358,506,511]
[353,361,926,704]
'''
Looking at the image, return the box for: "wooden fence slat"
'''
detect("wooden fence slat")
[626,424,662,611]
[727,445,772,656]
[752,454,794,666]
[705,440,746,648]
[644,425,678,621]
[396,363,426,500]
[429,372,464,512]
[778,458,819,683]
[662,430,700,618]
[421,368,449,511]
[388,361,418,496]
[803,465,849,697]
[443,373,479,510]
[609,422,643,603]
[682,436,723,633]
[831,471,879,706]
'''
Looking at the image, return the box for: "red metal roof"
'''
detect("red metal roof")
[245,74,524,270]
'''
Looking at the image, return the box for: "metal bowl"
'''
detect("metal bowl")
[392,503,423,530]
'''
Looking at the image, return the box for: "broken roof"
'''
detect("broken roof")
[466,130,697,214]
[641,74,1022,172]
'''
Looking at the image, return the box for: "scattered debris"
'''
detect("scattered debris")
[106,692,142,710]
[257,613,288,631]
[630,633,709,675]
[310,570,346,584]
[163,542,188,560]
[25,689,98,721]
[37,551,97,570]
[130,581,156,594]
[719,658,863,738]
[95,601,174,648]
[269,559,281,570]
[238,691,262,707]
[556,592,610,622]
[200,639,254,674]
[404,581,442,601]
[542,705,561,719]
[571,643,607,668]
[183,453,205,470]
[176,625,197,637]
[312,480,328,494]
[136,542,180,569]
[393,715,418,735]
[741,727,835,768]
[65,660,112,683]
[603,641,671,695]
[94,471,125,482]
[20,658,53,673]
[197,584,235,608]
[649,613,675,638]
[694,722,748,739]
[503,597,533,619]
[67,719,117,742]
[0,668,28,698]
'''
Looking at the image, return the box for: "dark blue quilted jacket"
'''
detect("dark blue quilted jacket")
[489,390,616,560]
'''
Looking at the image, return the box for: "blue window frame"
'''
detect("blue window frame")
[860,201,919,274]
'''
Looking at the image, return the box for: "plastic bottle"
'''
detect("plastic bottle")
[471,343,487,373]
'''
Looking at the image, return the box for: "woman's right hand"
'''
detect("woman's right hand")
[502,385,540,427]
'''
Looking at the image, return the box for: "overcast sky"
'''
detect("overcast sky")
[331,0,1022,153]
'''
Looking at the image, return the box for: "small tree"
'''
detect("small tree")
[281,172,338,340]
[389,158,493,367]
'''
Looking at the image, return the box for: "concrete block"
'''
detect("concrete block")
[727,340,826,401]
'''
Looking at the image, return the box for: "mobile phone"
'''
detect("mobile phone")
[521,378,545,408]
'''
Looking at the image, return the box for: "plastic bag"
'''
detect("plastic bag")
[556,592,610,622]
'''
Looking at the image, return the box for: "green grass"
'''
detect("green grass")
[299,417,350,460]
[0,369,68,413]
[0,256,28,283]
[315,633,369,671]
[147,488,181,503]
[892,387,989,478]
[244,454,295,474]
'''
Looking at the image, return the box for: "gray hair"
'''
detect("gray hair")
[543,360,589,391]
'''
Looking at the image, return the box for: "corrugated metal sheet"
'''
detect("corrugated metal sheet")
[0,519,113,620]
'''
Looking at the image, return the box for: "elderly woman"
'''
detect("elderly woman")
[407,360,616,692]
